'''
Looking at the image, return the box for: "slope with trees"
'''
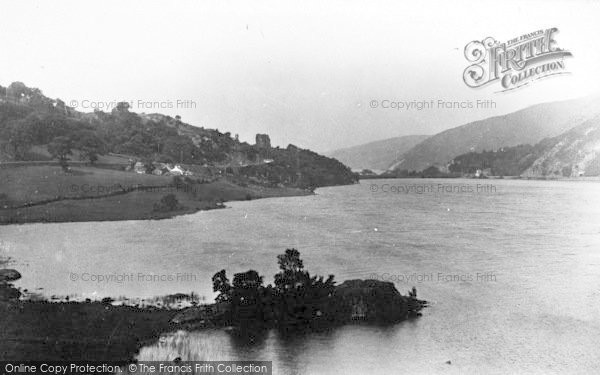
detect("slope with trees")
[390,95,600,172]
[0,82,357,189]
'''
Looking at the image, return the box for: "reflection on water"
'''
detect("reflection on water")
[138,330,232,363]
[137,323,426,375]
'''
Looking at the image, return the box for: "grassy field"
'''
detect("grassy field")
[0,165,169,206]
[0,300,177,361]
[0,165,310,224]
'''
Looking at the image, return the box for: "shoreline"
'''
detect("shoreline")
[0,191,310,226]
[1,261,426,362]
[0,167,314,225]
[359,175,600,181]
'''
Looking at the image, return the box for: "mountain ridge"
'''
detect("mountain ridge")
[390,95,600,172]
[447,115,600,178]
[327,135,429,171]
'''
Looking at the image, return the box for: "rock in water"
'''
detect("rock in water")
[0,269,22,283]
[334,279,426,323]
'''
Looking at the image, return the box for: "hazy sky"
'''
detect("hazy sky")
[1,0,599,152]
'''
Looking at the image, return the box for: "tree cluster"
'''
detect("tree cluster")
[212,249,337,330]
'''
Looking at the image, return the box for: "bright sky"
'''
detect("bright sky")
[1,0,599,152]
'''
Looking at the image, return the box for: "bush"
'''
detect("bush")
[153,194,180,212]
[172,176,197,197]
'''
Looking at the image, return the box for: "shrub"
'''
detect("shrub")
[153,194,180,212]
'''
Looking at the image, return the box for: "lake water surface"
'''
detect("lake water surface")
[2,179,600,374]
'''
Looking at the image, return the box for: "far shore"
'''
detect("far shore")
[358,174,600,181]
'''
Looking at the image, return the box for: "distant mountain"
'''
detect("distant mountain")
[327,135,429,171]
[448,115,600,177]
[390,95,600,172]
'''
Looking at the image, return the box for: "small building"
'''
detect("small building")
[169,164,185,175]
[133,161,146,174]
[474,168,491,178]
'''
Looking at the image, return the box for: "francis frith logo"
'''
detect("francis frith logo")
[463,28,572,91]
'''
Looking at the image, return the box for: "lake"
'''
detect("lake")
[2,178,600,374]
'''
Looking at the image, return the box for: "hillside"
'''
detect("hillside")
[448,116,600,177]
[390,95,600,172]
[448,144,549,177]
[0,82,357,224]
[327,135,429,171]
[0,82,357,190]
[522,116,600,177]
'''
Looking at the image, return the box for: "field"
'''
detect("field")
[0,165,169,206]
[0,165,309,224]
[0,300,177,361]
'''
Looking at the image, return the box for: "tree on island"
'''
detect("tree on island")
[231,270,266,324]
[212,269,231,303]
[274,248,336,327]
[212,249,336,329]
[48,136,73,171]
[274,248,304,291]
